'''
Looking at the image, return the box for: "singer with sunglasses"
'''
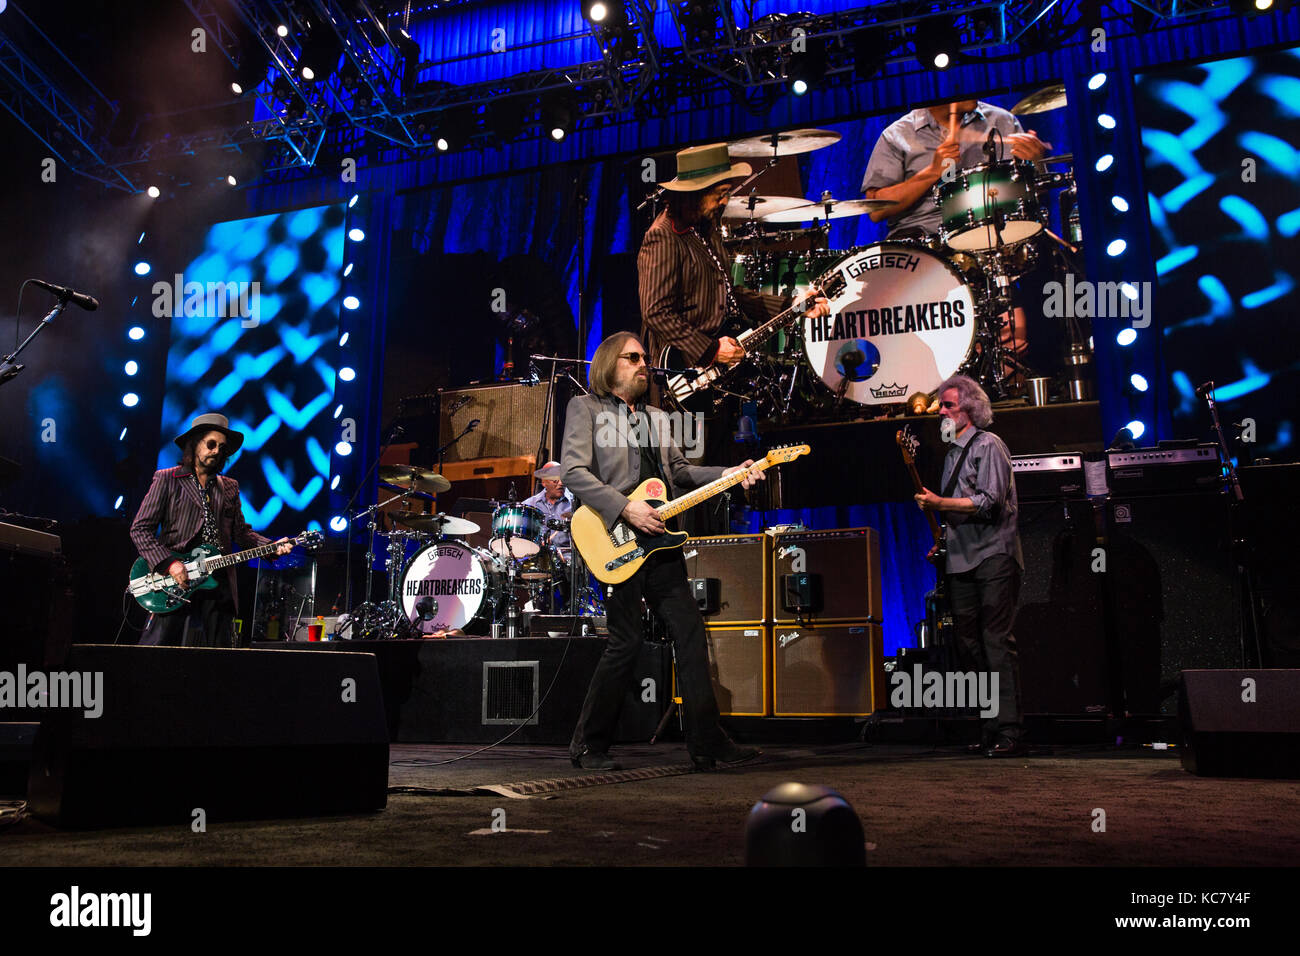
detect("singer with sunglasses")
[129,413,293,647]
[563,333,766,771]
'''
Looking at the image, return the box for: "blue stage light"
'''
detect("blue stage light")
[791,78,808,95]
[343,263,354,277]
[119,427,127,440]
[1098,113,1117,130]
[1117,327,1138,346]
[129,326,145,340]
[122,392,139,407]
[339,332,350,346]
[1126,420,1146,440]
[330,515,348,532]
[339,366,356,381]
[1107,239,1127,256]
[333,404,343,418]
[147,186,161,199]
[335,441,352,456]
[343,295,360,310]
[1121,282,1140,300]
[1112,195,1130,212]
[134,261,151,276]
[330,475,341,490]
[1095,154,1114,172]
[348,228,365,241]
[114,495,124,510]
[124,360,138,375]
[1130,373,1149,392]
[1089,72,1107,90]
[348,194,359,208]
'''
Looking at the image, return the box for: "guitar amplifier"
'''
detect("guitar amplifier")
[1107,444,1221,495]
[674,626,770,716]
[771,528,881,624]
[1011,452,1085,501]
[772,623,887,716]
[438,380,555,463]
[682,534,769,625]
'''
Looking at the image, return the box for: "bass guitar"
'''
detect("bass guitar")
[128,530,323,614]
[571,445,810,585]
[896,426,954,646]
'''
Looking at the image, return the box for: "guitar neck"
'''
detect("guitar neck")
[204,538,290,572]
[656,460,775,521]
[737,300,804,349]
[903,460,944,545]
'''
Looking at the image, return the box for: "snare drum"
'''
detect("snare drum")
[802,243,979,405]
[490,504,546,558]
[934,159,1043,251]
[401,541,503,633]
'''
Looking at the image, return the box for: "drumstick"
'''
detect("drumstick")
[948,102,959,142]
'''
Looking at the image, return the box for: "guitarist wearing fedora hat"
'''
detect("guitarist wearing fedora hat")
[129,413,293,647]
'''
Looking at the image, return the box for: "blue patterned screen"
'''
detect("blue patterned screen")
[1135,48,1300,457]
[157,204,346,532]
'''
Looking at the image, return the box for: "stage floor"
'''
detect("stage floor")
[3,741,1297,867]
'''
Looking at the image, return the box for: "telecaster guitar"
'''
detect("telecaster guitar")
[128,530,322,614]
[571,445,810,585]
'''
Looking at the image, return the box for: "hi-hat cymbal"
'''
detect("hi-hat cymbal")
[722,195,810,220]
[1011,83,1067,115]
[393,512,480,536]
[378,465,451,494]
[760,197,894,223]
[728,129,842,158]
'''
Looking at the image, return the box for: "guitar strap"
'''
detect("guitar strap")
[941,434,976,501]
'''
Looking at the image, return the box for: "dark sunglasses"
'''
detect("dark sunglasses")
[618,352,648,366]
[202,438,230,451]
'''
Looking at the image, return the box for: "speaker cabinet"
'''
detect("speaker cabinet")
[1179,669,1300,778]
[771,528,882,624]
[1014,499,1110,715]
[700,626,770,716]
[683,535,769,625]
[26,645,389,828]
[772,623,887,716]
[438,380,556,463]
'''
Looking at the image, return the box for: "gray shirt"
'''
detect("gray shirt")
[861,103,1024,238]
[522,488,573,547]
[940,426,1023,573]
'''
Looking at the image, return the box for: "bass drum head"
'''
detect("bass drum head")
[803,243,978,405]
[401,541,500,633]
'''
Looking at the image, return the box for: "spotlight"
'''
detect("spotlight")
[542,93,575,141]
[119,427,128,440]
[125,361,138,376]
[1106,238,1127,256]
[348,194,359,207]
[343,295,360,310]
[330,476,341,490]
[276,24,289,38]
[1095,154,1114,172]
[335,441,353,456]
[114,495,124,510]
[584,0,612,22]
[147,185,161,198]
[434,107,476,152]
[1125,419,1146,440]
[1130,373,1149,392]
[231,46,270,97]
[122,392,139,407]
[914,18,959,71]
[301,66,316,81]
[299,26,344,82]
[1097,113,1116,129]
[343,263,354,277]
[339,367,356,381]
[348,228,365,241]
[128,326,145,340]
[334,404,343,418]
[338,333,350,346]
[134,261,151,276]
[1116,327,1138,346]
[1111,195,1129,212]
[330,515,348,532]
[786,37,828,94]
[226,174,237,186]
[1088,72,1107,90]
[1121,282,1140,300]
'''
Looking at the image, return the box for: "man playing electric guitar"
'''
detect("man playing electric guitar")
[913,375,1026,757]
[562,332,765,772]
[129,413,293,647]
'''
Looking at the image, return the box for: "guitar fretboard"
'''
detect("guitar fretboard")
[204,539,290,571]
[656,460,776,520]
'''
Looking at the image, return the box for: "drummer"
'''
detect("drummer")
[522,461,572,548]
[861,99,1048,240]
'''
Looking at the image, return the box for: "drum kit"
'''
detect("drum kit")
[343,464,593,640]
[714,92,1084,418]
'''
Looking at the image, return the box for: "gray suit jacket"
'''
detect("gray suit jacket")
[561,393,726,530]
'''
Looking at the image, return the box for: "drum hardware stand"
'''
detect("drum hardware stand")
[340,421,409,619]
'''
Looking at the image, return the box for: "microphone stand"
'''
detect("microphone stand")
[0,298,68,387]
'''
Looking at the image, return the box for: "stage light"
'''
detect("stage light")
[128,326,145,340]
[542,93,575,141]
[276,24,288,37]
[436,136,449,151]
[1257,0,1274,8]
[348,194,359,207]
[114,495,123,510]
[791,78,808,95]
[330,475,341,490]
[231,46,270,98]
[585,1,611,23]
[338,333,350,347]
[1130,373,1149,392]
[301,66,316,81]
[343,263,354,277]
[226,174,237,186]
[786,37,828,94]
[134,261,151,276]
[122,392,139,407]
[334,441,353,456]
[1121,282,1140,300]
[147,186,161,198]
[1088,72,1107,90]
[1112,195,1130,212]
[914,19,958,71]
[343,295,360,310]
[1107,239,1127,256]
[339,367,356,381]
[330,515,348,531]
[125,361,138,376]
[119,427,127,440]
[1097,113,1116,129]
[1126,419,1146,440]
[1117,327,1138,346]
[348,228,365,241]
[1095,154,1114,172]
[333,404,343,418]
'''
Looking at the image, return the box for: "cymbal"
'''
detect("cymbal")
[760,197,894,223]
[1037,153,1074,166]
[727,129,841,158]
[393,512,480,536]
[378,465,451,494]
[1011,83,1067,116]
[722,195,810,220]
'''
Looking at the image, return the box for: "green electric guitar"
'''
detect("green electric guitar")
[128,531,322,614]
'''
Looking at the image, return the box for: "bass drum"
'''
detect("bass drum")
[803,243,980,405]
[400,541,503,634]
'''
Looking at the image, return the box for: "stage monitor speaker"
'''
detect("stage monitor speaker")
[683,535,769,625]
[438,380,556,463]
[1014,499,1110,715]
[27,645,389,828]
[772,623,886,716]
[771,528,881,625]
[699,626,769,716]
[1179,669,1300,778]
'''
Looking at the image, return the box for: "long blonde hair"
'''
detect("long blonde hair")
[588,331,640,397]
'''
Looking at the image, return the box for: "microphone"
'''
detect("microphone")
[982,127,997,161]
[1196,381,1214,396]
[29,279,99,311]
[466,418,481,432]
[646,364,700,380]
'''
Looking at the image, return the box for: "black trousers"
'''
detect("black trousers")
[139,579,237,648]
[947,552,1023,741]
[571,550,725,757]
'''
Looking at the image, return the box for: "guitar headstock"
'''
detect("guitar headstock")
[895,426,920,465]
[297,530,324,551]
[764,443,810,466]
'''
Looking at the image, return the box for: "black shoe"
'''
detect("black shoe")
[570,748,622,771]
[986,737,1028,758]
[691,740,761,771]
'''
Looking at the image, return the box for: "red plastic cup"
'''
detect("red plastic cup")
[307,623,323,641]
